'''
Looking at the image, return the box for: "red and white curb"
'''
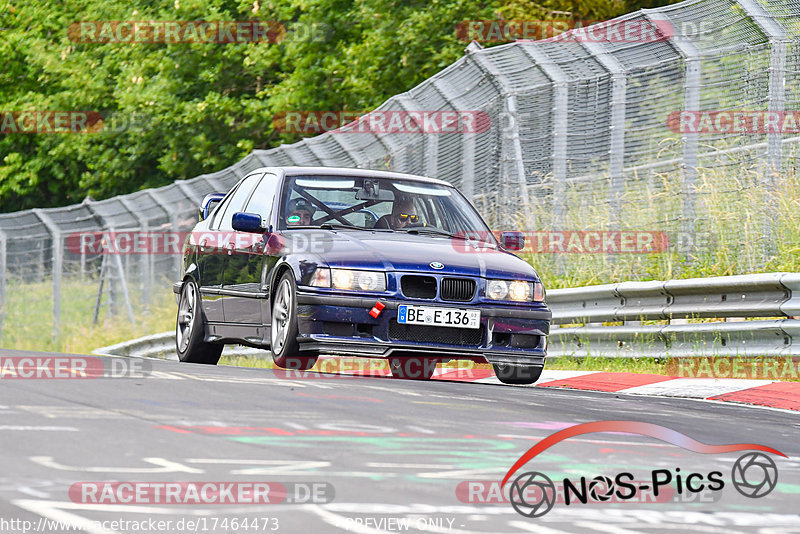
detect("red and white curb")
[486,370,799,412]
[333,366,800,413]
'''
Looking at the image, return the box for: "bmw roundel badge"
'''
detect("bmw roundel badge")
[430,262,444,270]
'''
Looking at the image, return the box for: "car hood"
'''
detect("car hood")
[289,230,540,281]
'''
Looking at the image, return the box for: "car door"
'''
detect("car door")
[222,172,280,325]
[197,197,233,324]
[202,172,263,323]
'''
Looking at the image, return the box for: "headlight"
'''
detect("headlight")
[486,280,509,300]
[309,267,386,292]
[486,279,545,302]
[332,269,353,289]
[309,268,331,287]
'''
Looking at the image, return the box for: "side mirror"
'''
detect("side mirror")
[501,231,525,251]
[232,212,265,233]
[199,193,226,221]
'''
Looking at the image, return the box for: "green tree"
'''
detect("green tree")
[0,0,680,211]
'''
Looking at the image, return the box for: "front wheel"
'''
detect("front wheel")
[176,280,222,365]
[493,363,543,385]
[270,272,317,371]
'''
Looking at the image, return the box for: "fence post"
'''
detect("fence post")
[519,44,569,228]
[147,190,182,281]
[0,229,6,343]
[32,209,62,347]
[424,134,439,178]
[644,11,701,255]
[466,54,533,228]
[432,77,477,202]
[737,0,787,178]
[393,95,430,177]
[118,196,151,311]
[579,41,628,226]
[736,0,788,262]
[113,253,136,324]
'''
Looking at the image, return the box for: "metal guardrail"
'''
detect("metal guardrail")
[96,273,800,360]
[93,332,261,361]
[547,273,800,358]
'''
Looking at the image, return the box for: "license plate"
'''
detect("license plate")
[397,305,480,329]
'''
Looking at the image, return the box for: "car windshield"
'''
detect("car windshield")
[279,175,496,243]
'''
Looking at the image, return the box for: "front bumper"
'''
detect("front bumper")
[295,292,550,367]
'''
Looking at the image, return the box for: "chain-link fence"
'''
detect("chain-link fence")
[1,0,799,348]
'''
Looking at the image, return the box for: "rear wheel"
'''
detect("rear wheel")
[388,357,437,380]
[271,272,317,371]
[176,280,222,365]
[493,363,543,385]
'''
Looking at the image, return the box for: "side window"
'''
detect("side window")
[243,173,280,226]
[214,173,263,231]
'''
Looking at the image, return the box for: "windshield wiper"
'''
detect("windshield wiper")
[319,223,372,231]
[405,228,463,239]
[405,228,497,247]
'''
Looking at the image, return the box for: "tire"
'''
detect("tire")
[271,272,317,371]
[388,357,436,380]
[176,280,222,365]
[493,363,543,385]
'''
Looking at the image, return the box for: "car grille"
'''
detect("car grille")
[401,275,437,299]
[389,322,484,346]
[440,277,476,302]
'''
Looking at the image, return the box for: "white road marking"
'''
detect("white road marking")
[406,425,436,434]
[366,463,453,469]
[574,522,649,534]
[617,378,774,398]
[496,434,677,447]
[509,521,580,533]
[11,500,119,534]
[0,426,78,431]
[17,486,50,498]
[186,458,331,475]
[169,371,335,388]
[309,507,389,534]
[417,467,501,479]
[148,371,185,380]
[29,456,204,474]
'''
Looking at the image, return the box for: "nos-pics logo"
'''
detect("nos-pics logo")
[502,421,784,518]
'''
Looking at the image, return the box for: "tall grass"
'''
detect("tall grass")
[1,280,175,354]
[514,163,800,288]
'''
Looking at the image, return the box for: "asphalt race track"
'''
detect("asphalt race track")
[1,350,799,534]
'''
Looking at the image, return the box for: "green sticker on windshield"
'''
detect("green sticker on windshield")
[287,215,301,223]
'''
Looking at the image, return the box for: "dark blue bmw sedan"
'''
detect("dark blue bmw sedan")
[174,167,551,384]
